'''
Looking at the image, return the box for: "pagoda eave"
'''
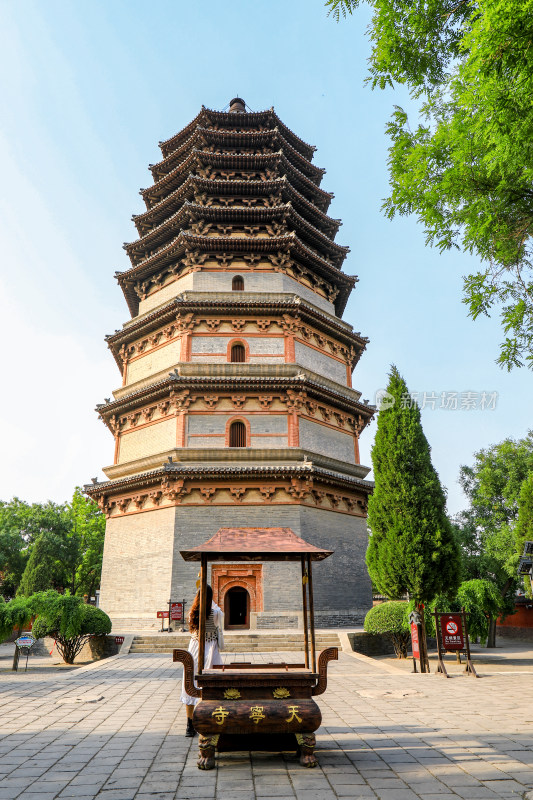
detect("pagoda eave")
[151,127,324,182]
[142,149,332,211]
[118,231,351,286]
[105,295,368,371]
[85,462,374,509]
[159,108,315,161]
[96,373,374,425]
[133,176,340,238]
[124,202,348,268]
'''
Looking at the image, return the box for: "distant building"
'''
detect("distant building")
[86,99,375,631]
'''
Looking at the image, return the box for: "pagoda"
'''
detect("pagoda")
[86,98,375,631]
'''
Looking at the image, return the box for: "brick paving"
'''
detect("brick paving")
[0,651,532,799]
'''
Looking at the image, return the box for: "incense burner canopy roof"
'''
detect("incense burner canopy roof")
[180,526,333,562]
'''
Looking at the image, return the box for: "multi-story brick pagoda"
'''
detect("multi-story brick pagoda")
[86,98,375,631]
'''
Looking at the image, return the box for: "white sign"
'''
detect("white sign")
[16,634,36,649]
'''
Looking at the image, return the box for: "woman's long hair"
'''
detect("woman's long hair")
[188,584,213,632]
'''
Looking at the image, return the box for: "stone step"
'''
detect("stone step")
[130,639,339,646]
[130,646,336,654]
[131,631,338,642]
[130,641,339,650]
[129,631,341,654]
[132,637,339,643]
[130,631,339,642]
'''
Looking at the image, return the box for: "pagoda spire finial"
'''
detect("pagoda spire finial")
[229,97,246,113]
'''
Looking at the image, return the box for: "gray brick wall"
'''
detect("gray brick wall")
[187,413,288,448]
[99,506,177,622]
[294,341,347,384]
[299,505,372,617]
[188,414,287,435]
[190,336,284,355]
[138,269,336,316]
[257,616,299,628]
[299,418,355,464]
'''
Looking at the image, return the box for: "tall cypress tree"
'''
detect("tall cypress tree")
[367,366,460,603]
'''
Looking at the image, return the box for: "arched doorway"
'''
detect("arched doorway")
[224,586,250,629]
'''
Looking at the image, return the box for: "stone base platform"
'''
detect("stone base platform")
[128,629,342,654]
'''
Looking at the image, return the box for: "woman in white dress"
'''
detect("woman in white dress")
[181,584,224,737]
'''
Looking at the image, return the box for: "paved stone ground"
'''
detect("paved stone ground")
[376,640,533,675]
[0,651,532,800]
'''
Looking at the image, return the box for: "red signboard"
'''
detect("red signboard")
[157,611,169,619]
[440,613,464,650]
[410,622,420,659]
[115,636,125,645]
[170,602,183,621]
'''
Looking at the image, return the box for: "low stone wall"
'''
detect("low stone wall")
[81,635,121,660]
[42,635,120,662]
[347,631,396,656]
[347,631,437,657]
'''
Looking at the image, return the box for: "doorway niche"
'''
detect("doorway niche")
[224,586,250,629]
[211,564,263,630]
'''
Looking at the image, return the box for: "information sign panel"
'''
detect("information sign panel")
[170,602,183,621]
[157,611,169,619]
[440,613,464,650]
[115,636,125,645]
[15,634,36,649]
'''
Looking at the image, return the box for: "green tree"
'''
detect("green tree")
[364,601,410,658]
[0,498,71,596]
[454,433,533,644]
[457,579,504,644]
[30,591,111,664]
[0,596,32,643]
[0,529,27,597]
[14,489,105,597]
[366,366,461,603]
[17,531,77,596]
[514,474,533,597]
[2,498,72,596]
[459,432,533,528]
[327,0,533,369]
[71,488,105,598]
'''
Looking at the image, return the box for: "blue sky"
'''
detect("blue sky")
[0,0,530,514]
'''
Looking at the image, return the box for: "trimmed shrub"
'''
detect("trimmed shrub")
[364,601,410,658]
[31,593,111,664]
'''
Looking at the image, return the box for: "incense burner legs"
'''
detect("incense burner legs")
[296,733,317,768]
[197,734,219,770]
[197,732,317,769]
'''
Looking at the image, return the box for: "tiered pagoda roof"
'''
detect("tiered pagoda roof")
[116,100,357,317]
